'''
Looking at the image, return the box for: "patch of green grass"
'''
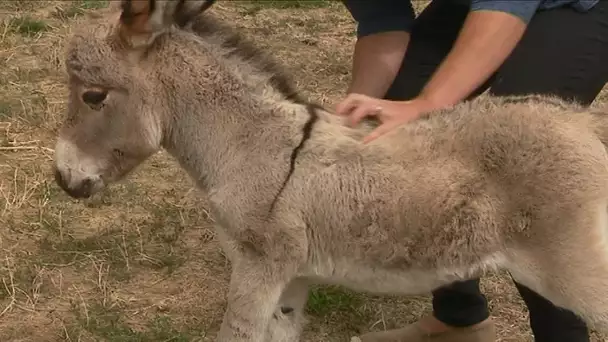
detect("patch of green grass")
[0,256,47,304]
[149,203,188,245]
[75,303,137,341]
[0,0,46,11]
[36,224,186,282]
[15,67,51,84]
[240,0,332,15]
[249,0,331,9]
[25,93,51,125]
[37,227,134,281]
[36,199,191,281]
[144,315,197,342]
[79,0,110,9]
[67,302,200,342]
[0,101,13,121]
[306,285,363,317]
[53,0,110,20]
[305,285,372,335]
[0,265,33,300]
[0,89,53,127]
[8,16,50,37]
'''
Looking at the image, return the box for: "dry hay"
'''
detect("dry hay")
[0,1,606,341]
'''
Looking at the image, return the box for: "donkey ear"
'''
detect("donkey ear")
[171,0,216,27]
[118,0,216,48]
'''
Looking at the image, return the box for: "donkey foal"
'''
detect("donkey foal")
[53,1,608,341]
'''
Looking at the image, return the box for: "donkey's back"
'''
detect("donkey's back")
[285,94,608,336]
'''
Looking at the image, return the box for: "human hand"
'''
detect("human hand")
[335,93,432,143]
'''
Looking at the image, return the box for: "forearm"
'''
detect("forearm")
[418,10,527,109]
[348,31,410,98]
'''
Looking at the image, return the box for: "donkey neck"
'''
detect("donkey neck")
[159,67,313,195]
[161,96,317,235]
[157,23,321,215]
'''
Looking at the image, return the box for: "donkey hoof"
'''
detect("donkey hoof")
[350,337,362,342]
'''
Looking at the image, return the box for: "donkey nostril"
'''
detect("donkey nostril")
[54,168,70,190]
[54,169,62,185]
[80,178,93,197]
[54,168,97,199]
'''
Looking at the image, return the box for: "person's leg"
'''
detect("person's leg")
[431,280,490,327]
[354,2,495,342]
[386,0,494,332]
[488,2,608,341]
[513,282,591,342]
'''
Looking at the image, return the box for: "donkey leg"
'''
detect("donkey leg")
[217,258,291,342]
[510,255,608,335]
[507,202,608,335]
[266,277,310,342]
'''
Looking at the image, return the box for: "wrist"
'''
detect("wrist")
[411,93,446,115]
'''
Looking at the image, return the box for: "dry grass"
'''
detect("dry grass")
[0,0,606,341]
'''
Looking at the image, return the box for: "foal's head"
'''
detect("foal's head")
[54,0,215,199]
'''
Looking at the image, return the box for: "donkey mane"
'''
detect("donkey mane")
[183,9,323,213]
[187,11,309,105]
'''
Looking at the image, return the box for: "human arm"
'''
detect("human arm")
[341,0,415,98]
[417,0,541,109]
[348,32,411,98]
[337,0,542,143]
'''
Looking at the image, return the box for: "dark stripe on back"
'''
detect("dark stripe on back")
[268,103,322,214]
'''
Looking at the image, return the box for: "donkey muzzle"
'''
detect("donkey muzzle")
[54,167,101,199]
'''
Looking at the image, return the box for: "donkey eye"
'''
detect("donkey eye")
[82,90,108,107]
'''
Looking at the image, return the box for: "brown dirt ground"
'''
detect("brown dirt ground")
[0,1,607,341]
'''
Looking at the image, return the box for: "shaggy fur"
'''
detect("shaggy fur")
[53,1,608,341]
